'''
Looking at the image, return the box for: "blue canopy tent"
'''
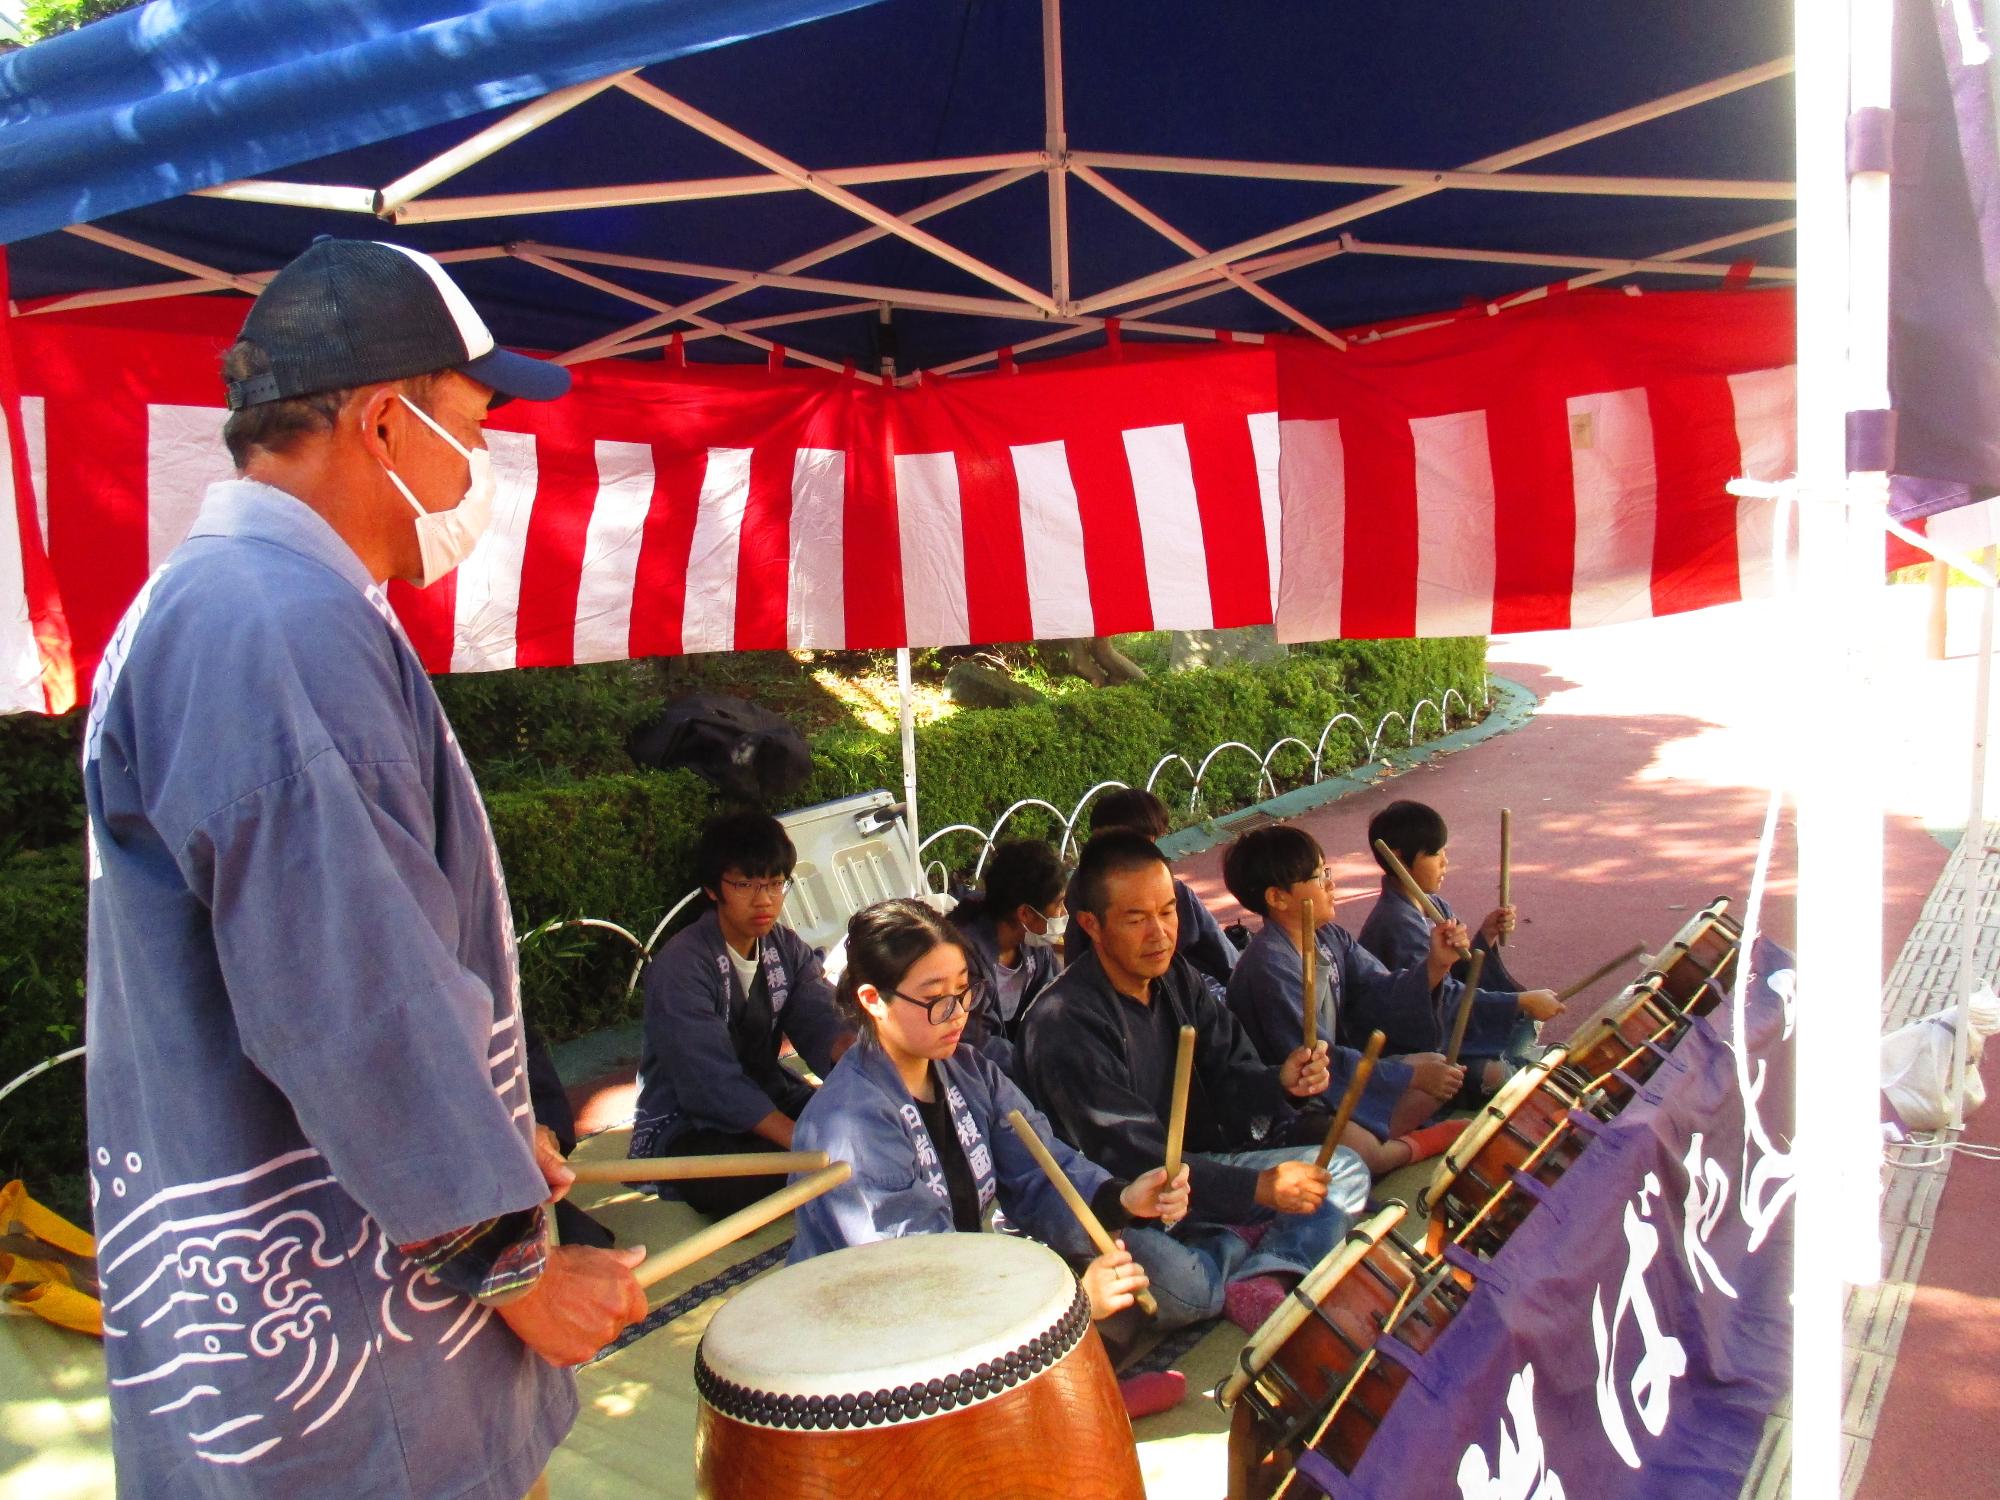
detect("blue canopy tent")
[3,4,1999,1496]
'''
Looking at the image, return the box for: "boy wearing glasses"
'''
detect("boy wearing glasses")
[629,812,854,1217]
[1221,826,1466,1176]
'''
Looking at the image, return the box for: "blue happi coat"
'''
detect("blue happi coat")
[1354,880,1524,1061]
[1226,921,1419,1141]
[788,1039,1109,1263]
[630,908,852,1156]
[949,893,1061,1077]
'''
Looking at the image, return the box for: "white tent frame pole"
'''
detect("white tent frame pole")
[609,300,883,356]
[388,153,1044,225]
[377,70,636,212]
[917,277,1272,378]
[513,250,880,380]
[1043,0,1070,309]
[1792,1,1885,1494]
[190,179,382,214]
[555,166,1037,365]
[1071,55,1794,315]
[1070,163,1348,347]
[1068,149,1794,201]
[897,647,921,896]
[1336,234,1797,280]
[1953,554,1995,1127]
[60,225,266,294]
[517,241,1052,322]
[1491,218,1799,307]
[615,75,1061,314]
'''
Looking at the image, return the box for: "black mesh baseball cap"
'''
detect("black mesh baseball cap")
[223,239,570,410]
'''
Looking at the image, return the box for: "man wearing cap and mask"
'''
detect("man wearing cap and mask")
[80,240,643,1500]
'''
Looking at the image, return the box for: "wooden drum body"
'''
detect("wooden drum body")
[1219,1206,1463,1500]
[1418,1053,1595,1262]
[693,1235,1144,1500]
[1558,975,1686,1106]
[1646,898,1742,1016]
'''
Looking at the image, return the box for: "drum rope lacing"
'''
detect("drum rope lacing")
[694,1284,1092,1431]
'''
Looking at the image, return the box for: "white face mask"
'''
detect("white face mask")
[378,394,494,588]
[1022,910,1069,949]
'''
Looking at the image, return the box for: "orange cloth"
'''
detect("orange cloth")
[0,1179,100,1336]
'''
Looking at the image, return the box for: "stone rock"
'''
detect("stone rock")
[1168,626,1289,672]
[946,659,1045,709]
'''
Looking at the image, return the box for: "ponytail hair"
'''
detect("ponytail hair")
[834,898,964,1037]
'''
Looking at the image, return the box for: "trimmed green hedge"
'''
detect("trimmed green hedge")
[0,637,1485,1206]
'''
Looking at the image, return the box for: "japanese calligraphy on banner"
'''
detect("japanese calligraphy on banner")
[1352,937,1796,1500]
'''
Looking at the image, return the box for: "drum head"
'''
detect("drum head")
[700,1233,1080,1406]
[1422,1053,1567,1208]
[1568,977,1670,1049]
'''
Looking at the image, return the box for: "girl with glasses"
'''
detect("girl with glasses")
[789,899,1194,1417]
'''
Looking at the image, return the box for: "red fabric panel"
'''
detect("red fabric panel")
[1061,426,1153,635]
[512,434,599,668]
[734,444,793,652]
[1339,417,1419,638]
[626,445,708,660]
[387,575,455,671]
[1184,412,1272,629]
[1649,376,1746,615]
[1488,391,1574,634]
[0,250,75,710]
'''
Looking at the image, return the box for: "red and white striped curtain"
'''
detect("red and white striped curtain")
[1,289,1803,714]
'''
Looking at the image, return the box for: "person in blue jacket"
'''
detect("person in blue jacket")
[950,837,1068,1074]
[629,812,854,1217]
[1063,787,1238,994]
[1221,826,1466,1176]
[1355,800,1563,1094]
[790,899,1192,1414]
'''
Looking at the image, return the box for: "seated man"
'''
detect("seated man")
[1355,799,1561,1093]
[630,811,854,1218]
[1021,829,1370,1333]
[1065,787,1238,994]
[1221,826,1465,1176]
[950,837,1069,1075]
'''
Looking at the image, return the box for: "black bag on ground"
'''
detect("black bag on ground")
[627,693,813,804]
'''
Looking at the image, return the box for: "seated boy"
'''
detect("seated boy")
[1064,787,1238,994]
[1222,825,1466,1175]
[1355,799,1562,1092]
[949,837,1068,1075]
[1023,829,1369,1334]
[629,811,855,1218]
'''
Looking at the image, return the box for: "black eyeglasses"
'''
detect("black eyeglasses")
[890,984,984,1025]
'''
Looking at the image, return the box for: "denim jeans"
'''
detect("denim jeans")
[1117,1143,1370,1330]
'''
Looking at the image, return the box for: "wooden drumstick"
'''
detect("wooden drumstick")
[634,1163,852,1291]
[1314,1031,1385,1170]
[1554,943,1648,1003]
[567,1151,830,1185]
[1299,901,1318,1054]
[1164,1025,1196,1183]
[1444,949,1487,1066]
[1497,808,1512,948]
[1373,839,1471,959]
[1005,1110,1159,1317]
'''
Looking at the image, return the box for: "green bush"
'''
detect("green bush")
[0,637,1486,1208]
[0,710,83,854]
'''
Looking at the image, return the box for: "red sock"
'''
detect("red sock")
[1118,1369,1187,1419]
[1396,1119,1469,1165]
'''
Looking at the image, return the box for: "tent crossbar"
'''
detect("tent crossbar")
[61,224,266,295]
[387,152,1045,225]
[517,241,1054,321]
[1493,217,1800,306]
[377,70,636,212]
[16,244,506,319]
[611,300,883,356]
[1069,149,1794,201]
[918,277,1264,378]
[1069,54,1795,315]
[516,250,879,381]
[1338,234,1797,280]
[1070,162,1347,348]
[191,179,382,214]
[614,74,1060,315]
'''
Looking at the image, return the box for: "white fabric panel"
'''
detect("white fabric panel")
[1567,388,1657,627]
[1412,409,1497,638]
[1124,423,1213,631]
[1247,411,1282,616]
[450,429,539,672]
[20,397,46,549]
[146,405,231,568]
[1928,494,2000,553]
[1,402,41,713]
[681,447,753,654]
[894,451,969,646]
[1728,366,1798,600]
[571,440,655,666]
[1010,440,1096,639]
[1274,417,1345,642]
[788,447,847,649]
